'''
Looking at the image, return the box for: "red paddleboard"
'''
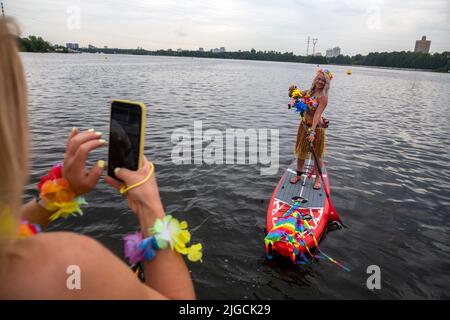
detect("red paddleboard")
[266,157,337,259]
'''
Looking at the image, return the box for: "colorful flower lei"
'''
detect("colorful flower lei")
[288,85,319,113]
[0,206,41,238]
[124,215,203,264]
[317,68,333,80]
[19,220,41,238]
[37,164,87,221]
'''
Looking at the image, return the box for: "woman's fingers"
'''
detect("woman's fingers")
[141,155,149,167]
[114,167,136,184]
[68,127,78,141]
[104,175,123,190]
[74,138,107,164]
[139,155,151,174]
[67,130,103,156]
[65,127,79,156]
[85,160,106,189]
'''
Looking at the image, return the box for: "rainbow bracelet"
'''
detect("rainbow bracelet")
[307,128,316,136]
[37,164,87,221]
[124,215,203,264]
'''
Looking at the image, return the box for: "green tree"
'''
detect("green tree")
[18,36,53,52]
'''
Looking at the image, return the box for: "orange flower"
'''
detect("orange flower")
[40,178,75,203]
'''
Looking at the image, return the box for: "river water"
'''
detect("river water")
[22,53,450,299]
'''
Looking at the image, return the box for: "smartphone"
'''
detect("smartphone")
[107,100,146,180]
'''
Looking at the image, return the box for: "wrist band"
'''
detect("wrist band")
[119,162,155,194]
[37,163,87,221]
[124,215,203,264]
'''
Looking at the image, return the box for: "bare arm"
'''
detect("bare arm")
[136,199,196,299]
[311,96,328,131]
[21,200,54,230]
[5,232,168,299]
[20,128,105,230]
[105,156,196,299]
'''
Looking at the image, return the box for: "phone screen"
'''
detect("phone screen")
[108,101,143,179]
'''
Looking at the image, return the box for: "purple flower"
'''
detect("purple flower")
[124,232,144,264]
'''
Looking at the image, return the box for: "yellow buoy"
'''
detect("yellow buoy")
[347,69,352,75]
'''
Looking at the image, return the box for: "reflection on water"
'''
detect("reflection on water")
[22,53,450,299]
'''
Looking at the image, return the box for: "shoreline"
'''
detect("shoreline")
[21,51,450,74]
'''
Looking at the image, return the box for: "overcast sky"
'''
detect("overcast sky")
[5,0,450,55]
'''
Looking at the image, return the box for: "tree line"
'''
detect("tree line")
[18,35,449,72]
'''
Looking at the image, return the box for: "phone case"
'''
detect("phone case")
[110,99,147,171]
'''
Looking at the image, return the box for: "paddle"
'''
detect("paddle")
[301,119,344,227]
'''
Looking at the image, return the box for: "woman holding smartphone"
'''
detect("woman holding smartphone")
[0,17,195,299]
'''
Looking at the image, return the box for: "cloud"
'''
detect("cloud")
[176,28,189,38]
[6,0,449,54]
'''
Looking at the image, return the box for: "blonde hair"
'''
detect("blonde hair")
[309,70,331,98]
[0,17,29,250]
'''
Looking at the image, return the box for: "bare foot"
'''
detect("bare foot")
[290,174,303,184]
[313,179,321,190]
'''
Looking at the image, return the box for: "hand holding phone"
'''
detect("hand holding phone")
[105,155,165,219]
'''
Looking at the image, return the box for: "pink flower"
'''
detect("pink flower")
[124,232,144,264]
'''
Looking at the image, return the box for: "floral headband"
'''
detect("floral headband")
[317,68,333,81]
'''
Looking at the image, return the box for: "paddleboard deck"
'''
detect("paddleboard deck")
[265,157,331,257]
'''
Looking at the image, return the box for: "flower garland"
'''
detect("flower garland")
[124,215,203,263]
[288,86,319,113]
[287,69,333,114]
[19,220,41,238]
[37,164,87,221]
[0,206,41,238]
[317,68,333,80]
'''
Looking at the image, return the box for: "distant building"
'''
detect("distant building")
[211,48,221,53]
[219,47,226,53]
[66,43,79,50]
[414,36,431,54]
[104,46,108,49]
[314,52,322,56]
[198,47,204,52]
[88,44,96,49]
[177,48,183,52]
[326,47,341,58]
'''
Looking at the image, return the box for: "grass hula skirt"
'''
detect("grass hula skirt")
[295,122,326,160]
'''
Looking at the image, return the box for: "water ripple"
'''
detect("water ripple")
[22,53,450,299]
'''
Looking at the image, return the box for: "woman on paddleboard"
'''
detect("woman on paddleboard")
[289,69,332,189]
[0,17,197,299]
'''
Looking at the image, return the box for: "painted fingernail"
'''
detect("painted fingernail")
[97,160,105,169]
[114,168,121,174]
[72,127,77,133]
[88,128,95,132]
[95,131,102,136]
[99,139,107,144]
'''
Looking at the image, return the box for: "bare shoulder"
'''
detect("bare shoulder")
[0,232,164,299]
[319,95,328,104]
